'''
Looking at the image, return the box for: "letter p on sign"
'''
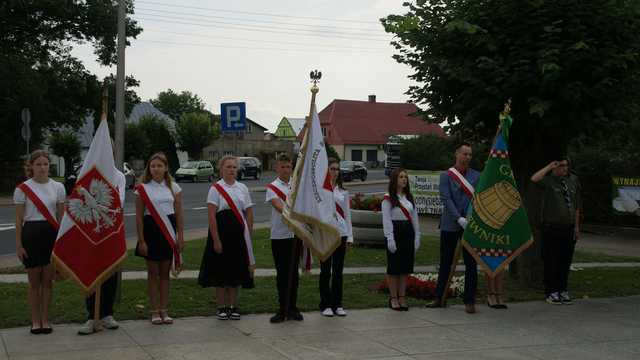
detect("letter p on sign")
[220,102,247,133]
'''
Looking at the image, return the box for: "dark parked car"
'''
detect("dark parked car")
[340,161,367,182]
[237,157,261,180]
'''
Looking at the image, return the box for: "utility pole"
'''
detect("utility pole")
[114,0,126,171]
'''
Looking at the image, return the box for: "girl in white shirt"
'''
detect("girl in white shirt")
[14,150,66,334]
[198,156,254,321]
[382,168,421,311]
[134,152,184,325]
[319,158,353,317]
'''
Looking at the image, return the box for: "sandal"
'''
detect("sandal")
[494,293,508,309]
[398,296,409,311]
[487,293,499,308]
[160,309,173,324]
[388,297,401,311]
[151,310,163,325]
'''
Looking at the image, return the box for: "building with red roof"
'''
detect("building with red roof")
[317,95,444,165]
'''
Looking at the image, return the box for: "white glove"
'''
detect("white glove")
[457,217,468,229]
[387,238,397,253]
[414,237,420,252]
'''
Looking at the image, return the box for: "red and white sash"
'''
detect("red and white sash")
[266,182,312,271]
[447,167,475,199]
[213,183,255,266]
[335,203,346,220]
[136,183,182,275]
[383,194,413,225]
[17,182,59,230]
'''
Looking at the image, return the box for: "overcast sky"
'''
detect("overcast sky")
[72,0,414,132]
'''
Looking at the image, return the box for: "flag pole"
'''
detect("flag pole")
[91,83,110,333]
[283,71,322,318]
[441,99,513,305]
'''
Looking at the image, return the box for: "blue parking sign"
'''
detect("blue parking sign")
[220,102,246,133]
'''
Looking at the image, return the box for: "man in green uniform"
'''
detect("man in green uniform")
[531,158,581,305]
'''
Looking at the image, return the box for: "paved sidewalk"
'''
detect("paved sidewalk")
[1,296,638,359]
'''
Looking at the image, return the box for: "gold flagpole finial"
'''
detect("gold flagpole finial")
[308,70,322,114]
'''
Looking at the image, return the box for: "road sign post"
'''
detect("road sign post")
[21,108,31,155]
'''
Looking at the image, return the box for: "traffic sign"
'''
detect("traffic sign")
[220,102,246,133]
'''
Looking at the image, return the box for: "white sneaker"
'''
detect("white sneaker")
[77,320,95,335]
[321,308,334,317]
[101,316,119,329]
[334,307,347,317]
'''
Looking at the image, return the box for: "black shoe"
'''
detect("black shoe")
[41,326,53,334]
[398,297,409,311]
[30,327,42,335]
[425,300,442,308]
[270,312,286,324]
[288,309,304,321]
[216,307,229,320]
[229,306,241,320]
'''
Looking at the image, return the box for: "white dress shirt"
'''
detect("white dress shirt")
[334,187,354,243]
[135,179,181,216]
[382,193,421,243]
[207,179,253,212]
[265,177,294,240]
[14,179,66,222]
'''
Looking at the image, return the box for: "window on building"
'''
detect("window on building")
[246,123,252,134]
[351,149,363,161]
[366,150,377,162]
[321,127,327,137]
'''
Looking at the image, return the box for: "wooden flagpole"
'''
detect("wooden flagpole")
[440,99,513,305]
[283,72,321,318]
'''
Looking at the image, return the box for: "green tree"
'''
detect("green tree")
[48,129,82,177]
[125,115,179,173]
[150,89,206,122]
[0,0,143,190]
[326,144,341,161]
[401,135,451,170]
[382,0,640,284]
[176,112,219,160]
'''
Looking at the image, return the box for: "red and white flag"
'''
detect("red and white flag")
[283,103,340,261]
[53,118,126,293]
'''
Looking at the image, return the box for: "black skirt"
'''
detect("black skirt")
[386,220,415,275]
[135,214,176,261]
[198,210,251,288]
[21,221,56,269]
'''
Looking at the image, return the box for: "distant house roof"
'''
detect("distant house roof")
[128,102,176,131]
[275,117,306,138]
[318,99,444,145]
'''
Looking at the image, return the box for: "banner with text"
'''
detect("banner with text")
[612,176,640,216]
[407,170,443,215]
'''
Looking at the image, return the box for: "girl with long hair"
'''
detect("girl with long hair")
[134,152,184,324]
[319,158,353,317]
[14,150,66,334]
[382,168,421,311]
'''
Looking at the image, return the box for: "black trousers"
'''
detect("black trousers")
[271,238,301,312]
[434,230,478,305]
[86,272,119,320]
[542,224,576,296]
[319,237,347,310]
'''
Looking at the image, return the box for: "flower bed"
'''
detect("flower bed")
[350,192,383,211]
[372,273,465,300]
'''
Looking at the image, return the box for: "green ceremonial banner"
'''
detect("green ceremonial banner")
[461,111,533,277]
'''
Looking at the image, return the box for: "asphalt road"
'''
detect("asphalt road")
[0,170,387,256]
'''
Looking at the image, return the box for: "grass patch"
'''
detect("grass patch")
[120,228,442,271]
[0,267,639,329]
[1,229,639,275]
